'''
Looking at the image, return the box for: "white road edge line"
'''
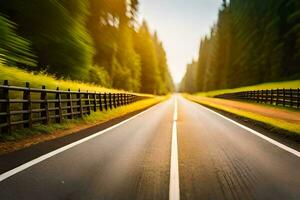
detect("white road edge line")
[169,97,180,200]
[0,103,160,182]
[198,103,300,158]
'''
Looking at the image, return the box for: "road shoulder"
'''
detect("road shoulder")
[183,95,300,152]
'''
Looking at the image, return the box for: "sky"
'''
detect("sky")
[138,0,222,83]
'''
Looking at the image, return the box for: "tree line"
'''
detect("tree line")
[0,0,173,94]
[180,0,300,93]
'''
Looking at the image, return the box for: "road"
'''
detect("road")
[0,95,300,200]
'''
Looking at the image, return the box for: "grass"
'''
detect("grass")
[0,64,118,93]
[0,65,155,98]
[0,96,167,154]
[183,94,300,135]
[197,80,300,97]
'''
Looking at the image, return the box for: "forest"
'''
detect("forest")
[180,0,300,93]
[0,0,173,95]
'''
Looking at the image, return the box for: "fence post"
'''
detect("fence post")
[111,93,115,108]
[297,88,300,108]
[104,93,108,111]
[86,91,91,115]
[256,90,259,103]
[276,89,279,105]
[290,88,293,108]
[93,92,97,112]
[0,80,11,133]
[117,93,120,107]
[67,89,73,119]
[270,89,273,105]
[23,82,32,128]
[283,88,286,107]
[120,94,123,106]
[77,89,83,118]
[260,90,262,103]
[55,87,63,123]
[99,93,103,111]
[113,93,117,108]
[109,93,112,109]
[40,85,50,124]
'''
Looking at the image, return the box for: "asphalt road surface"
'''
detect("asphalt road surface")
[0,95,300,200]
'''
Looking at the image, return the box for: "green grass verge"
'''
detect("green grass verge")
[183,94,300,136]
[197,80,300,97]
[0,96,167,142]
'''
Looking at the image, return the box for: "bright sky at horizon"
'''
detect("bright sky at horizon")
[139,0,222,83]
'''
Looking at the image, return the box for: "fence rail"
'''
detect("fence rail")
[215,88,300,109]
[0,80,146,134]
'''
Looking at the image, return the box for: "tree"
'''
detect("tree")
[1,0,173,94]
[182,0,300,93]
[0,15,35,67]
[0,0,94,80]
[134,21,159,94]
[180,60,198,93]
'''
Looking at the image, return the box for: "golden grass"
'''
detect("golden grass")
[183,94,300,135]
[197,80,300,97]
[0,65,155,98]
[0,65,119,93]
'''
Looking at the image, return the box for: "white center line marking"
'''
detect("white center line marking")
[169,97,180,200]
[0,103,160,182]
[198,103,300,158]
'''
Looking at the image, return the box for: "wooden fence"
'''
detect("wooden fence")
[0,80,145,134]
[215,89,300,109]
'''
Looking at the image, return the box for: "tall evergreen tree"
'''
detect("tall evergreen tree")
[134,21,159,94]
[182,0,300,93]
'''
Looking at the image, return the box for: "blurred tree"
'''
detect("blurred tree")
[134,21,159,94]
[182,0,300,93]
[0,0,94,80]
[86,0,141,91]
[152,32,174,94]
[179,60,198,93]
[0,15,36,67]
[0,0,173,94]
